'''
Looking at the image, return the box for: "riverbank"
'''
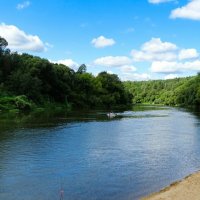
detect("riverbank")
[141,171,200,200]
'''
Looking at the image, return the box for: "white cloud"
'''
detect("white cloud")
[151,61,179,73]
[0,23,46,52]
[179,48,199,60]
[164,74,179,79]
[93,56,132,67]
[151,60,200,73]
[148,0,175,4]
[170,0,200,20]
[131,38,178,62]
[92,37,200,80]
[120,65,137,73]
[141,38,177,53]
[128,38,200,78]
[17,1,30,10]
[121,73,151,81]
[91,36,116,48]
[107,70,114,74]
[52,59,79,70]
[131,50,177,62]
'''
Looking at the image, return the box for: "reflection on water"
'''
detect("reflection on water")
[0,105,200,200]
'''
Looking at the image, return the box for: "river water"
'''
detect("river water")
[0,106,200,200]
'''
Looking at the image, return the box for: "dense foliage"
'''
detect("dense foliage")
[0,37,132,111]
[1,36,199,111]
[124,75,200,106]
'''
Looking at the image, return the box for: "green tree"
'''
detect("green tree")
[0,36,8,54]
[77,64,87,74]
[0,36,132,110]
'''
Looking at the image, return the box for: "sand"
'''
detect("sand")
[141,171,200,200]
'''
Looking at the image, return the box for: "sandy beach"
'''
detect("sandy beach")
[141,171,200,200]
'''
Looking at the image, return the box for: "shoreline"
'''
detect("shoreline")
[141,171,200,200]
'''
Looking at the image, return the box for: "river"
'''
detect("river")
[0,105,200,200]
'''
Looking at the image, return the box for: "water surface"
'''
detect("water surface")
[0,106,200,200]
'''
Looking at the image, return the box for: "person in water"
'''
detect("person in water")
[60,189,64,200]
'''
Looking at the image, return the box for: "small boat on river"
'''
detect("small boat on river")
[107,112,117,118]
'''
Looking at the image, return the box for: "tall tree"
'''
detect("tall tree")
[0,36,8,54]
[77,64,87,74]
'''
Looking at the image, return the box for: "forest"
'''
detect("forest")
[0,36,132,112]
[124,74,200,106]
[0,36,199,112]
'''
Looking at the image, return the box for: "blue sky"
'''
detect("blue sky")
[0,0,200,80]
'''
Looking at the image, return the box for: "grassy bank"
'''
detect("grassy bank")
[0,95,72,114]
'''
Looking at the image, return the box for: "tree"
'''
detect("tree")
[77,64,87,74]
[0,45,132,110]
[97,72,131,107]
[0,36,8,54]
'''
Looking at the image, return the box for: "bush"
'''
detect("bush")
[0,95,33,111]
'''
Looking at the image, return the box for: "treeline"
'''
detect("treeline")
[1,35,199,111]
[124,75,200,106]
[0,37,132,111]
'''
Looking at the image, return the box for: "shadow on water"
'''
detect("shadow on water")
[0,105,169,131]
[186,106,200,118]
[0,105,170,144]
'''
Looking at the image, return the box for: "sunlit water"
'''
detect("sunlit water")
[0,106,200,200]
